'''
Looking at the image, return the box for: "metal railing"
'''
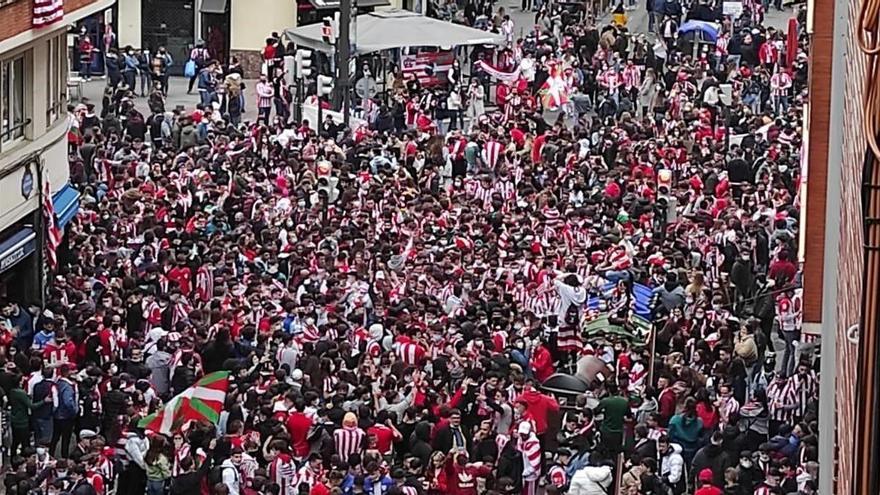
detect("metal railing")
[0,118,31,147]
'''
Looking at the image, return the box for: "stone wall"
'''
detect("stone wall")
[231,49,263,78]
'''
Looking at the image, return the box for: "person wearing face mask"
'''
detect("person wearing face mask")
[655,272,687,311]
[121,46,139,93]
[730,450,760,492]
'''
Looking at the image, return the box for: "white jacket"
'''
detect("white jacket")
[660,443,685,487]
[123,433,149,470]
[221,459,241,495]
[569,465,613,495]
[554,276,587,321]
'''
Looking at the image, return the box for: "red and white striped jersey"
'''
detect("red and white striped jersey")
[770,72,792,96]
[715,35,730,57]
[195,265,213,303]
[333,426,366,464]
[270,455,297,495]
[394,339,426,366]
[518,434,542,481]
[548,464,568,488]
[494,179,516,201]
[482,140,503,168]
[470,182,495,210]
[767,378,797,423]
[621,64,641,90]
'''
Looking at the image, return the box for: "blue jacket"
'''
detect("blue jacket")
[55,378,78,420]
[363,475,395,495]
[10,306,33,348]
[122,54,139,73]
[197,69,214,91]
[105,53,121,76]
[32,330,54,350]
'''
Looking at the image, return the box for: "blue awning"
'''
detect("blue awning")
[52,184,80,230]
[0,227,36,274]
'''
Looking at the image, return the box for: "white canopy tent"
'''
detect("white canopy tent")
[283,9,505,55]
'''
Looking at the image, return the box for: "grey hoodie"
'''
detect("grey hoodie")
[146,350,172,396]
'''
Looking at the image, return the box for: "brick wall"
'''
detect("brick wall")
[0,0,103,42]
[836,0,868,488]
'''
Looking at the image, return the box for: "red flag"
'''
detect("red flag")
[33,0,64,28]
[42,182,62,271]
[786,18,799,67]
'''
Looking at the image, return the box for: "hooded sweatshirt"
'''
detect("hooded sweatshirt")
[569,465,613,495]
[668,413,703,453]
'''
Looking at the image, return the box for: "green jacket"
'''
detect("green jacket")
[8,387,36,429]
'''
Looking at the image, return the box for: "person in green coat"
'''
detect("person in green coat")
[596,381,631,454]
[8,372,49,455]
[668,397,705,465]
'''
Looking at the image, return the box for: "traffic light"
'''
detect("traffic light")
[321,16,336,44]
[317,75,334,96]
[283,55,295,86]
[295,49,313,79]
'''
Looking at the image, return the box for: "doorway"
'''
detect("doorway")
[200,0,231,65]
[142,0,196,76]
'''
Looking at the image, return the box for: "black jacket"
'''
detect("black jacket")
[72,479,98,495]
[409,422,434,468]
[691,443,735,487]
[170,458,211,495]
[632,437,657,463]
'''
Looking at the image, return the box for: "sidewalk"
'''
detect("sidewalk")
[77,75,261,121]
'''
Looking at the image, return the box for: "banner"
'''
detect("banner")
[401,50,455,88]
[722,1,743,18]
[476,60,522,83]
[302,104,366,132]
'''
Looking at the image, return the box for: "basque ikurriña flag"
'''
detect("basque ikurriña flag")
[138,371,230,435]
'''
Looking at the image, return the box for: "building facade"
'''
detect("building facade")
[115,0,398,77]
[804,0,868,489]
[0,0,114,303]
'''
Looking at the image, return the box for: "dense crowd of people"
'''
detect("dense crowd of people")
[0,0,818,495]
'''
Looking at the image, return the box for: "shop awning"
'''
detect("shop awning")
[52,183,80,230]
[0,227,36,274]
[284,9,505,54]
[307,0,389,9]
[200,0,229,14]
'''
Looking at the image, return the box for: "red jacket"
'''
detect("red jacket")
[285,411,313,458]
[695,485,723,495]
[531,345,555,383]
[517,389,559,435]
[446,457,492,495]
[658,387,677,426]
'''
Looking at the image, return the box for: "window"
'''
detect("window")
[46,35,66,125]
[1,56,26,145]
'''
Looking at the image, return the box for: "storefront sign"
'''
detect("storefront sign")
[0,245,27,271]
[0,228,36,274]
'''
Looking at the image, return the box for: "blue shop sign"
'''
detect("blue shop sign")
[0,228,36,274]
